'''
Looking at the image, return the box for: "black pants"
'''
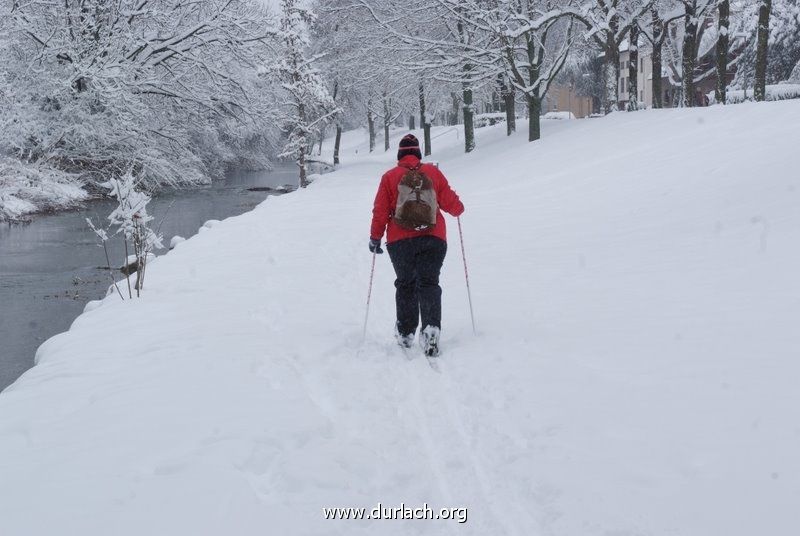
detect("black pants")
[386,236,448,336]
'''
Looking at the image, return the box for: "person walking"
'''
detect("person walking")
[369,134,464,357]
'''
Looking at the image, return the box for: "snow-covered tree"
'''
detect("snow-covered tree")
[753,0,774,100]
[719,0,797,99]
[271,0,338,188]
[715,0,732,102]
[479,0,580,139]
[679,0,710,106]
[580,0,654,112]
[1,0,278,193]
[345,0,501,153]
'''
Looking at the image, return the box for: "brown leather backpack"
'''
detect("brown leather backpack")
[393,165,438,231]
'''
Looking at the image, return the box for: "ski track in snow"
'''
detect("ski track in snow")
[2,102,800,535]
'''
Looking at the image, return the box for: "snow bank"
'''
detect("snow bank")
[474,112,507,127]
[542,110,576,120]
[0,159,89,222]
[1,102,800,536]
[169,235,187,249]
[709,83,800,104]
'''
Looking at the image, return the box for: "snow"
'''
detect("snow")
[791,62,800,83]
[200,219,222,233]
[542,111,576,120]
[2,102,800,535]
[122,253,157,269]
[474,112,507,127]
[710,83,800,104]
[0,160,89,222]
[170,235,187,249]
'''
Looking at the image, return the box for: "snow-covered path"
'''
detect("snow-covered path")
[1,102,799,535]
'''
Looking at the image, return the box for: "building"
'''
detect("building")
[617,41,680,109]
[618,35,741,109]
[542,84,596,118]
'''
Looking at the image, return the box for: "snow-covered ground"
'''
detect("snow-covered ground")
[0,160,89,222]
[708,82,800,104]
[1,102,799,535]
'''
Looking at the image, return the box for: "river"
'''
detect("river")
[0,166,299,391]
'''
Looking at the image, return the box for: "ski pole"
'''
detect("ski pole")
[457,216,477,335]
[362,252,377,341]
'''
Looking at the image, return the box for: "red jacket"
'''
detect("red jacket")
[371,155,464,244]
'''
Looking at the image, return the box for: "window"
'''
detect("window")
[620,78,626,93]
[640,58,644,71]
[640,90,644,101]
[621,60,626,71]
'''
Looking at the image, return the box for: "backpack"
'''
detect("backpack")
[393,164,438,231]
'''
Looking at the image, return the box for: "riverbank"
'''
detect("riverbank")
[0,162,300,224]
[0,161,89,223]
[0,166,298,390]
[1,102,799,536]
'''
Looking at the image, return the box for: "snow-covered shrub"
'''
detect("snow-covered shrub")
[475,113,507,128]
[710,84,800,104]
[87,170,163,298]
[104,171,163,296]
[85,216,126,300]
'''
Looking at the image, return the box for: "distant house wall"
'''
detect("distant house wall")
[639,53,653,106]
[544,85,595,118]
[619,49,679,109]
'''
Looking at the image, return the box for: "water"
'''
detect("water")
[0,166,299,391]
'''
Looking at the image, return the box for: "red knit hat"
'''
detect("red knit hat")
[397,134,422,160]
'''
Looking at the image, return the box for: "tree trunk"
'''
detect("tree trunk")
[367,105,375,153]
[506,91,516,135]
[715,0,730,103]
[457,17,474,152]
[604,39,620,113]
[419,82,431,156]
[333,125,342,166]
[462,82,475,153]
[628,25,639,110]
[450,92,460,126]
[409,115,415,130]
[754,0,772,102]
[499,75,516,135]
[682,1,698,107]
[527,93,541,142]
[383,94,391,151]
[298,102,308,188]
[524,32,542,140]
[603,9,621,114]
[652,9,664,109]
[298,144,307,188]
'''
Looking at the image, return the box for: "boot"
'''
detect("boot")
[420,325,440,357]
[394,323,415,349]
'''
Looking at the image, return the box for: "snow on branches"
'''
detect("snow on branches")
[269,0,339,187]
[1,0,279,214]
[92,170,163,297]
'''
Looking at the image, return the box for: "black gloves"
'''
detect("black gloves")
[369,238,384,254]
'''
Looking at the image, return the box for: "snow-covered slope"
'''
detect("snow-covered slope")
[1,103,799,536]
